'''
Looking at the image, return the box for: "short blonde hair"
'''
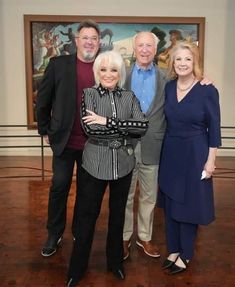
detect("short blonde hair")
[167,40,203,80]
[93,50,126,88]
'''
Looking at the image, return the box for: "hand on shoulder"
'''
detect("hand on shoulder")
[200,76,214,86]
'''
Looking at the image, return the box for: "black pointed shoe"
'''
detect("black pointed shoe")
[162,258,175,270]
[41,235,62,257]
[66,277,79,287]
[169,257,189,275]
[66,270,86,287]
[107,266,125,280]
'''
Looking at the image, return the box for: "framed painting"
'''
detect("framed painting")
[24,15,205,127]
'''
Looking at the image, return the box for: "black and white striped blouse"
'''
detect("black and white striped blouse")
[81,84,148,180]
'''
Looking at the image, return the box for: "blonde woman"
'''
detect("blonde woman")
[67,50,148,286]
[158,41,221,274]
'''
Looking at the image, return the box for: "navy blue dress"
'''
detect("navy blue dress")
[158,79,221,225]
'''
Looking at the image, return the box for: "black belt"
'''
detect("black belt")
[89,138,128,149]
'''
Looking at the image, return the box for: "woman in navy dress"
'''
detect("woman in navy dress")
[158,41,221,274]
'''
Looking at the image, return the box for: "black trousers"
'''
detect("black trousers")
[164,195,198,260]
[68,167,132,280]
[47,148,83,237]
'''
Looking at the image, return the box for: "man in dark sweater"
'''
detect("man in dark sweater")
[36,19,100,257]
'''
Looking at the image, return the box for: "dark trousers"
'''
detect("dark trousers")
[68,168,132,280]
[164,196,198,260]
[47,148,83,237]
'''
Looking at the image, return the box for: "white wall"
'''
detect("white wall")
[0,0,234,156]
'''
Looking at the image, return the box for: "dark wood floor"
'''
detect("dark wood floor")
[0,156,234,287]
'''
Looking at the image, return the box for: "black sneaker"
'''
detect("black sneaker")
[41,235,62,257]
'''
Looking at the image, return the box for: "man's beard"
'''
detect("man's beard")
[83,50,97,61]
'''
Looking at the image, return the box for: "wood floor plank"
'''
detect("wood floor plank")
[0,156,234,286]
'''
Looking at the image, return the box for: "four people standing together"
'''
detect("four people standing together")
[36,19,221,286]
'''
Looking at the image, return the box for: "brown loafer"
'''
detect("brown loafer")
[123,240,131,260]
[136,239,160,258]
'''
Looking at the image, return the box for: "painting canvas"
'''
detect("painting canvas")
[24,15,205,127]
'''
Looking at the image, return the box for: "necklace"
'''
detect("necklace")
[177,77,195,92]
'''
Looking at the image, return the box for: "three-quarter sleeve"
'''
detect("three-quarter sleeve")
[205,86,221,147]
